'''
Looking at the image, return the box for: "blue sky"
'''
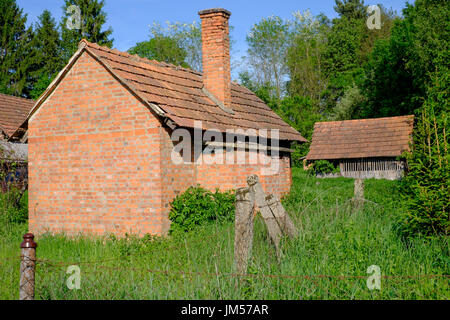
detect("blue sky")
[17,0,411,77]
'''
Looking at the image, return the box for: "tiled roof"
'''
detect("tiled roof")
[306,115,414,160]
[65,40,305,142]
[0,140,27,161]
[0,93,34,139]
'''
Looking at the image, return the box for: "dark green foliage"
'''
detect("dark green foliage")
[278,96,322,160]
[311,160,339,175]
[128,36,189,68]
[0,0,34,97]
[333,0,367,20]
[28,10,62,99]
[398,69,449,237]
[361,0,449,118]
[60,0,113,62]
[1,189,28,224]
[29,72,54,100]
[169,186,235,234]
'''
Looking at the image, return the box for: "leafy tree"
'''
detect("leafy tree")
[361,0,449,118]
[60,0,113,62]
[332,84,366,120]
[0,0,34,97]
[278,95,323,161]
[286,11,330,103]
[245,16,290,99]
[361,19,419,118]
[128,20,203,70]
[129,36,188,68]
[238,71,280,110]
[130,21,202,71]
[322,0,367,113]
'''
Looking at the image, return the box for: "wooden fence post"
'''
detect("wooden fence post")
[353,178,365,209]
[247,175,284,259]
[20,233,37,300]
[234,187,255,274]
[265,194,297,238]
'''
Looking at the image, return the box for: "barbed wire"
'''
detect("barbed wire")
[31,256,450,281]
[2,254,448,282]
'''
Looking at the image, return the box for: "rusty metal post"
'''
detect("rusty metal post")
[234,187,255,274]
[20,233,37,300]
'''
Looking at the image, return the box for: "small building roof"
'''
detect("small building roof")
[306,115,414,160]
[28,40,306,142]
[0,140,27,162]
[0,93,34,139]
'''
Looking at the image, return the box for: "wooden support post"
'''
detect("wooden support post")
[353,178,365,209]
[265,194,297,238]
[20,233,37,300]
[234,187,255,274]
[247,175,284,259]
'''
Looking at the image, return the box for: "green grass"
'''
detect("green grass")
[1,168,448,299]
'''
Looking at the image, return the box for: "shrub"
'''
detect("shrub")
[169,186,235,234]
[0,189,28,224]
[312,160,339,175]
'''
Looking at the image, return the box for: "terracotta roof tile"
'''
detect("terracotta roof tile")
[0,93,34,138]
[306,115,414,160]
[81,40,306,142]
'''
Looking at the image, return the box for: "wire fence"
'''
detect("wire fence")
[3,251,449,300]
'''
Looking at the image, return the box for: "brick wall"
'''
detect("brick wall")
[28,51,165,236]
[195,150,291,198]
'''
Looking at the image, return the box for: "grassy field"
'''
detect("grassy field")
[0,168,448,299]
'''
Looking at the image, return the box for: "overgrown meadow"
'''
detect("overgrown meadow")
[0,168,448,299]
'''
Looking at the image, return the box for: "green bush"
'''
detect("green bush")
[0,189,28,224]
[168,186,235,234]
[312,160,339,175]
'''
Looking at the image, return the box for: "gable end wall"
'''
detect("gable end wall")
[28,51,165,236]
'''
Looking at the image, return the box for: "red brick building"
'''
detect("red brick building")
[27,8,305,236]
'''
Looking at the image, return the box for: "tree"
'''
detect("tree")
[129,36,188,68]
[60,0,113,62]
[0,0,34,97]
[129,21,202,70]
[286,11,330,104]
[245,16,290,99]
[361,19,419,118]
[361,0,449,118]
[29,10,62,99]
[334,0,366,20]
[399,67,449,237]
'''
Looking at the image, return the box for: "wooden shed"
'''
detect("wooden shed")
[306,115,415,180]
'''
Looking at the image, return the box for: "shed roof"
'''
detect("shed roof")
[28,40,306,142]
[306,115,414,160]
[0,93,34,139]
[0,140,27,161]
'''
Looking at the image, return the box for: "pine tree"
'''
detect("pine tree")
[0,0,34,97]
[334,0,367,20]
[29,10,63,99]
[60,0,113,62]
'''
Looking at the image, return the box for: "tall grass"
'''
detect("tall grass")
[0,169,448,299]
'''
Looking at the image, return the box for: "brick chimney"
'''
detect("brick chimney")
[198,8,232,108]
